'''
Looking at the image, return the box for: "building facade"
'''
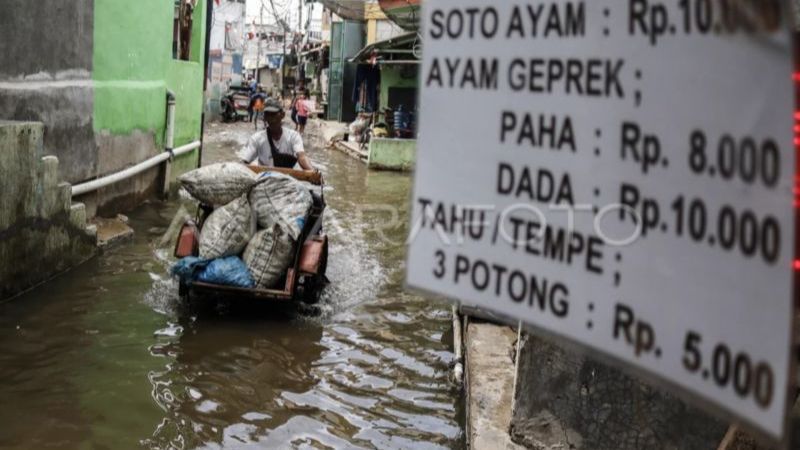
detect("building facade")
[244,23,286,95]
[0,0,210,299]
[0,0,209,216]
[206,0,246,119]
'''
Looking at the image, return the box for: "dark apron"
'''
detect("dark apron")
[266,130,298,169]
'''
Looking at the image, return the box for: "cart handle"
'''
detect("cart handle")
[247,165,323,185]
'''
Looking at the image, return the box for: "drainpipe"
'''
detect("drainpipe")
[71,89,200,198]
[161,89,177,196]
[70,141,200,197]
[166,90,176,151]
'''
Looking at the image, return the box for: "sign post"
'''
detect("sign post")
[406,0,796,441]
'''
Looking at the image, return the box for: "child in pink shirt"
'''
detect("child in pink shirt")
[295,90,310,134]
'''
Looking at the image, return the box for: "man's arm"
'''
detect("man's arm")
[237,134,258,164]
[291,132,314,171]
[297,151,313,170]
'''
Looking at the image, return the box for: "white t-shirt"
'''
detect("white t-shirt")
[237,127,305,167]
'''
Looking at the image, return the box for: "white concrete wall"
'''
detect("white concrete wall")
[210,0,246,52]
[206,0,247,120]
[243,23,284,71]
[306,3,325,41]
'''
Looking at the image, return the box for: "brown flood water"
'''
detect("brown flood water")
[0,121,464,449]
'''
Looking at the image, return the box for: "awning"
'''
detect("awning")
[378,0,421,32]
[349,32,419,65]
[313,0,366,21]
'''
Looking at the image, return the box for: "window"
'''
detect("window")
[173,0,197,60]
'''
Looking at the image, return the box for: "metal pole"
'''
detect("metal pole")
[257,3,264,83]
[203,0,213,91]
[282,29,287,97]
[297,0,303,92]
[201,0,213,168]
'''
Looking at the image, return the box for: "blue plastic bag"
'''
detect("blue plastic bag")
[196,256,255,288]
[171,257,210,284]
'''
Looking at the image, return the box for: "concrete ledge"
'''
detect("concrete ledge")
[510,333,727,449]
[465,320,524,450]
[0,121,97,300]
[92,216,134,250]
[333,139,369,162]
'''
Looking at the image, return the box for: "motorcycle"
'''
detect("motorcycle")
[220,85,251,122]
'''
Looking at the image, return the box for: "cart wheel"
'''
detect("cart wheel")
[314,238,329,291]
[301,279,324,305]
[301,241,328,305]
[296,301,322,317]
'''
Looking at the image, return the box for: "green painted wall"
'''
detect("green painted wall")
[93,0,206,150]
[379,65,418,111]
[370,66,418,171]
[368,138,416,171]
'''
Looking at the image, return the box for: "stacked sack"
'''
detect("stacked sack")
[172,163,313,289]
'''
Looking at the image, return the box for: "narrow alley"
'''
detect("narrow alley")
[0,120,463,449]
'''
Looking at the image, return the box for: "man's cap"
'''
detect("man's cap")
[264,98,283,113]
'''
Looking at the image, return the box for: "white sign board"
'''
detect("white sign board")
[407,0,795,440]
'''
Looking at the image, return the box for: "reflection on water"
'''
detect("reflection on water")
[0,122,463,449]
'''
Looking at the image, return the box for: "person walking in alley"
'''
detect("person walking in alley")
[289,88,299,127]
[295,90,310,135]
[238,98,315,170]
[248,87,267,124]
[248,76,257,95]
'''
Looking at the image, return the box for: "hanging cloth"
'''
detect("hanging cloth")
[352,64,381,113]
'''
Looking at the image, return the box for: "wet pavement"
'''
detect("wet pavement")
[0,120,463,449]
